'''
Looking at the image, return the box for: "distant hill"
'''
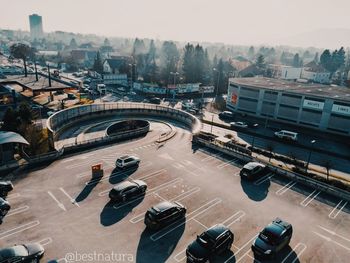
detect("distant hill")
[278,28,350,49]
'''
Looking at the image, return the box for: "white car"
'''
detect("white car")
[116,155,140,168]
[230,121,248,128]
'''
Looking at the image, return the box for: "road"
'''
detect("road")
[0,119,349,262]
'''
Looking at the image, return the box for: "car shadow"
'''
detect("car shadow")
[212,250,235,262]
[100,195,145,226]
[254,245,300,263]
[75,175,102,203]
[135,217,186,263]
[240,174,271,202]
[109,166,138,185]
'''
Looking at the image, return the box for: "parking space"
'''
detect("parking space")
[0,125,349,262]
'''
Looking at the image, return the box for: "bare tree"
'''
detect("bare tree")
[266,143,275,162]
[322,160,333,181]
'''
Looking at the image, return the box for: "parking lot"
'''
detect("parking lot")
[0,124,349,262]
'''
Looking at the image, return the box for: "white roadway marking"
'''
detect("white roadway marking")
[313,231,350,252]
[6,193,20,200]
[224,234,258,263]
[276,181,297,195]
[300,190,321,207]
[328,200,348,219]
[0,220,40,239]
[233,172,240,176]
[7,205,29,217]
[169,187,200,202]
[48,191,66,211]
[150,198,222,241]
[193,218,208,229]
[281,243,307,263]
[59,187,80,207]
[254,173,275,185]
[318,225,350,243]
[217,158,239,169]
[113,178,183,210]
[137,169,166,181]
[201,153,223,162]
[222,210,246,227]
[37,237,53,246]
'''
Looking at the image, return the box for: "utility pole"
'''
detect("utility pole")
[47,63,52,87]
[34,61,38,81]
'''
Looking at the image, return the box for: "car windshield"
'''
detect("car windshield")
[0,245,29,260]
[259,229,279,245]
[197,233,214,248]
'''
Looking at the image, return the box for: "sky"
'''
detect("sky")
[1,0,350,47]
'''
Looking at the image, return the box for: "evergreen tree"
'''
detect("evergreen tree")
[182,43,195,83]
[92,51,103,73]
[255,54,265,69]
[10,43,35,77]
[293,53,301,67]
[320,49,332,71]
[159,41,179,84]
[248,46,255,59]
[69,38,78,49]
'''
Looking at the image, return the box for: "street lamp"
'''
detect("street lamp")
[306,140,316,172]
[170,72,179,99]
[213,68,220,98]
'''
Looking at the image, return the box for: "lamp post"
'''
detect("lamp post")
[170,72,179,100]
[306,140,316,172]
[213,68,220,98]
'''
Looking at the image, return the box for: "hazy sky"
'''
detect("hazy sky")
[1,0,350,47]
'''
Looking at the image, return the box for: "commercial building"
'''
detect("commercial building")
[29,14,43,40]
[227,77,350,135]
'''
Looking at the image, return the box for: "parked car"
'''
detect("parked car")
[230,121,248,128]
[186,224,234,262]
[274,130,298,141]
[252,218,293,259]
[109,180,147,202]
[0,243,45,262]
[240,162,267,180]
[116,155,140,169]
[149,97,161,104]
[218,111,234,120]
[0,197,10,223]
[248,122,259,128]
[144,201,186,230]
[0,181,13,197]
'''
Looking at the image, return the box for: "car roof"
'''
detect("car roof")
[0,245,27,259]
[118,155,137,160]
[152,201,177,213]
[206,224,229,240]
[264,221,287,237]
[112,181,136,191]
[243,162,264,170]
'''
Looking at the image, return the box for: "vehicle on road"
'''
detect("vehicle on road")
[252,218,293,259]
[274,130,298,141]
[230,121,248,128]
[149,97,161,104]
[218,111,234,120]
[109,180,147,202]
[240,162,267,180]
[116,155,140,169]
[0,243,45,262]
[0,197,10,223]
[144,201,186,230]
[0,181,13,197]
[186,224,234,262]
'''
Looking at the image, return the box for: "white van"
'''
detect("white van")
[274,130,298,141]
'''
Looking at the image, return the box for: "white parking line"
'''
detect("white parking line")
[222,210,245,227]
[136,169,166,181]
[225,234,258,263]
[201,153,222,162]
[328,200,348,219]
[193,218,208,229]
[300,190,321,207]
[0,220,40,239]
[60,187,80,207]
[7,205,29,217]
[313,231,350,252]
[6,193,21,200]
[169,187,200,202]
[217,159,239,169]
[281,243,307,263]
[318,225,350,243]
[150,198,222,241]
[172,163,185,169]
[48,191,66,211]
[276,181,297,195]
[38,237,53,246]
[254,173,275,185]
[234,172,240,176]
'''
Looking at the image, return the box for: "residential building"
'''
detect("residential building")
[103,56,131,74]
[301,61,331,84]
[29,14,43,40]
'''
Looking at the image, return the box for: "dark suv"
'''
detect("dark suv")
[252,218,293,259]
[0,197,11,223]
[144,201,186,230]
[0,181,13,198]
[218,111,234,120]
[240,162,267,180]
[186,224,234,262]
[109,180,147,202]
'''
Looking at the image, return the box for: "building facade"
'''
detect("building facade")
[227,77,350,135]
[29,14,43,40]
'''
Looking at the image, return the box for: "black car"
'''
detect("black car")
[0,181,14,197]
[0,243,45,262]
[252,218,293,259]
[149,97,161,104]
[218,111,234,120]
[109,180,147,202]
[144,201,186,230]
[240,162,267,180]
[0,197,10,223]
[186,224,234,262]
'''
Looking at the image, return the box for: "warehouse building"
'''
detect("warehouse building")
[227,77,350,135]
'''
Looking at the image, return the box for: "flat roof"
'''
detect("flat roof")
[230,77,350,103]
